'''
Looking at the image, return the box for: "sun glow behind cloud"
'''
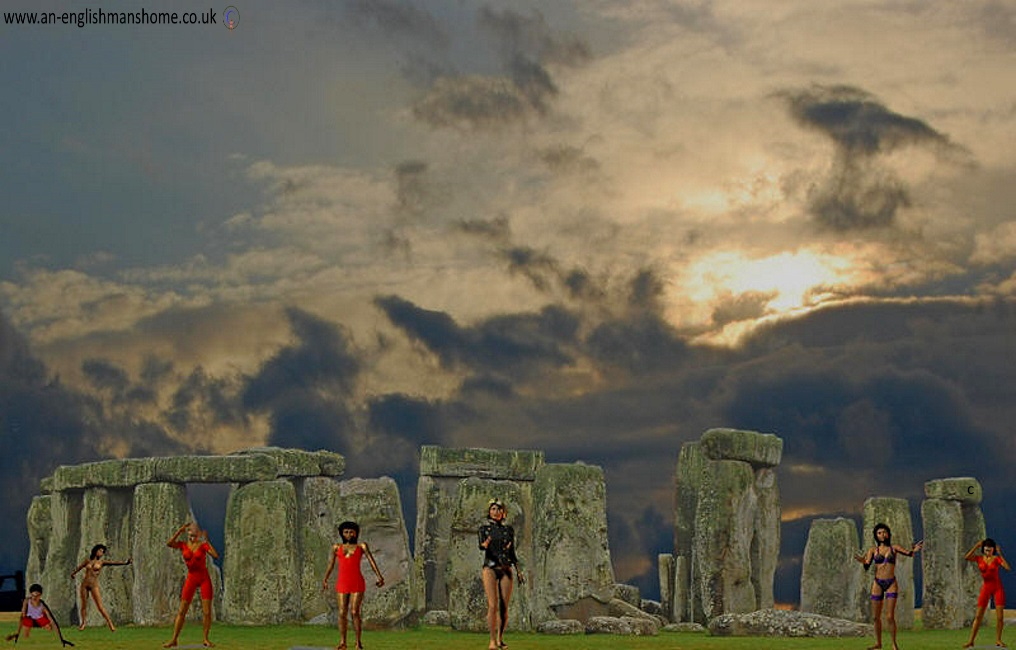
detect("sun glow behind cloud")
[673,248,862,343]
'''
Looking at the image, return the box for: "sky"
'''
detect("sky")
[2,0,1015,605]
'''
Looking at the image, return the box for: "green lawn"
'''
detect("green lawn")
[0,623,998,650]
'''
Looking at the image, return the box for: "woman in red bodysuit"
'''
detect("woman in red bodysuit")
[321,521,384,650]
[963,537,1010,648]
[163,522,219,648]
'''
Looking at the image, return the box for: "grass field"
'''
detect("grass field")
[0,613,1008,649]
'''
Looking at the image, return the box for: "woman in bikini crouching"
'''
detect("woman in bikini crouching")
[854,523,923,650]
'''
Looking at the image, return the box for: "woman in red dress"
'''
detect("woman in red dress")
[964,537,1010,648]
[163,522,219,648]
[321,521,384,650]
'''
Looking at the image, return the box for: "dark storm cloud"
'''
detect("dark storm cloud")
[367,392,444,444]
[586,314,689,375]
[539,144,601,175]
[342,0,449,49]
[243,307,361,410]
[411,6,589,129]
[711,290,776,326]
[374,295,579,379]
[477,6,591,68]
[394,160,449,217]
[166,366,246,432]
[242,307,362,451]
[780,85,957,231]
[453,214,511,241]
[81,358,130,396]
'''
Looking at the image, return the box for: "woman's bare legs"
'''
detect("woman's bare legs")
[884,594,899,650]
[496,572,513,648]
[869,597,884,649]
[995,605,1006,647]
[336,593,350,650]
[163,597,192,648]
[91,585,116,631]
[201,598,214,647]
[482,568,500,650]
[78,583,90,630]
[349,592,364,649]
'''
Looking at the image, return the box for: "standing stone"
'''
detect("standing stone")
[694,459,757,619]
[658,554,674,622]
[674,442,706,623]
[76,487,135,626]
[921,499,963,628]
[921,477,987,629]
[414,474,452,611]
[297,476,343,621]
[131,482,192,625]
[752,467,780,611]
[25,496,52,586]
[800,518,866,621]
[223,479,301,624]
[862,497,916,629]
[530,464,615,625]
[446,476,530,632]
[38,490,83,625]
[335,477,415,627]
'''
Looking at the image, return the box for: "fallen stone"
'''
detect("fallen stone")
[708,608,874,637]
[614,583,640,606]
[585,615,658,635]
[663,622,707,633]
[420,610,450,626]
[537,619,584,634]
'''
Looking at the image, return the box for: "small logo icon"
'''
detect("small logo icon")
[223,6,239,30]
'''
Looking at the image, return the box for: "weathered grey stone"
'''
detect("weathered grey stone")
[25,496,51,587]
[53,459,156,491]
[608,597,661,626]
[673,442,706,623]
[924,477,982,504]
[233,447,345,478]
[921,498,964,629]
[658,554,674,622]
[445,476,531,632]
[800,518,866,621]
[663,622,707,632]
[223,480,300,624]
[585,615,658,635]
[641,599,664,617]
[336,477,414,627]
[38,490,83,625]
[537,618,583,634]
[614,583,640,606]
[39,476,55,494]
[530,463,614,625]
[699,428,783,468]
[708,608,874,637]
[420,609,450,626]
[694,459,757,620]
[960,503,987,624]
[419,446,544,480]
[130,482,193,625]
[414,475,454,611]
[862,497,916,629]
[154,454,279,484]
[75,487,135,626]
[751,467,780,611]
[296,476,342,621]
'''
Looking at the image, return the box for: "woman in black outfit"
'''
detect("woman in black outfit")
[478,499,524,650]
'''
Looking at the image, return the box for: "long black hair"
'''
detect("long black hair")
[873,523,892,545]
[89,544,108,560]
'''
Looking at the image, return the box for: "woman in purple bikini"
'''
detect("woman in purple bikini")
[854,523,923,650]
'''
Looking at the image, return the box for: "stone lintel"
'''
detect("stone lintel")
[700,428,783,468]
[52,458,157,490]
[419,446,544,480]
[231,447,345,477]
[924,477,982,504]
